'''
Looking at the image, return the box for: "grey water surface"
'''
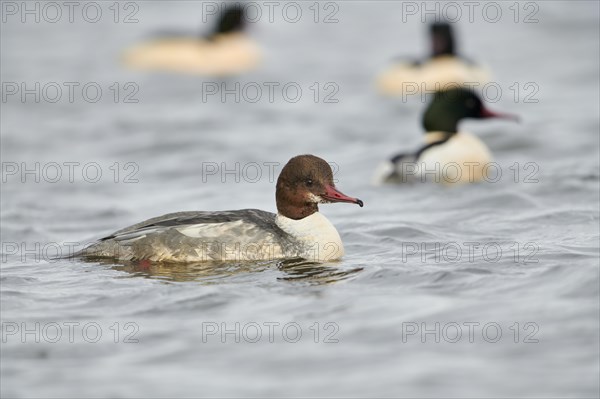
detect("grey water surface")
[1,1,599,398]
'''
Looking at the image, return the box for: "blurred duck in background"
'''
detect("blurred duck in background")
[373,88,518,185]
[123,5,261,76]
[377,22,491,96]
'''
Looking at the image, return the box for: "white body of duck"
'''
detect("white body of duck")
[373,132,492,185]
[77,155,362,263]
[123,33,261,76]
[80,211,344,263]
[377,56,491,96]
[417,131,493,184]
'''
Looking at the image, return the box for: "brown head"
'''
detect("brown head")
[276,155,363,220]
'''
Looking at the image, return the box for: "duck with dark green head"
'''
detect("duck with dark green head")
[123,4,261,76]
[377,22,491,96]
[373,88,518,185]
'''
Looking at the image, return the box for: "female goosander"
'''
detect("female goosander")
[374,88,518,185]
[123,5,260,76]
[78,155,363,263]
[377,22,491,96]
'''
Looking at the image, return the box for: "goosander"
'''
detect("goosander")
[123,5,261,76]
[374,88,518,185]
[377,22,491,96]
[77,155,363,263]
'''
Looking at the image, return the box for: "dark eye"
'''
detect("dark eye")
[305,179,313,187]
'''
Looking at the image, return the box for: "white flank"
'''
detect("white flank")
[418,131,493,184]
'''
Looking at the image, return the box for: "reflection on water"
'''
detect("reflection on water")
[104,258,272,283]
[277,258,364,284]
[98,257,363,285]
